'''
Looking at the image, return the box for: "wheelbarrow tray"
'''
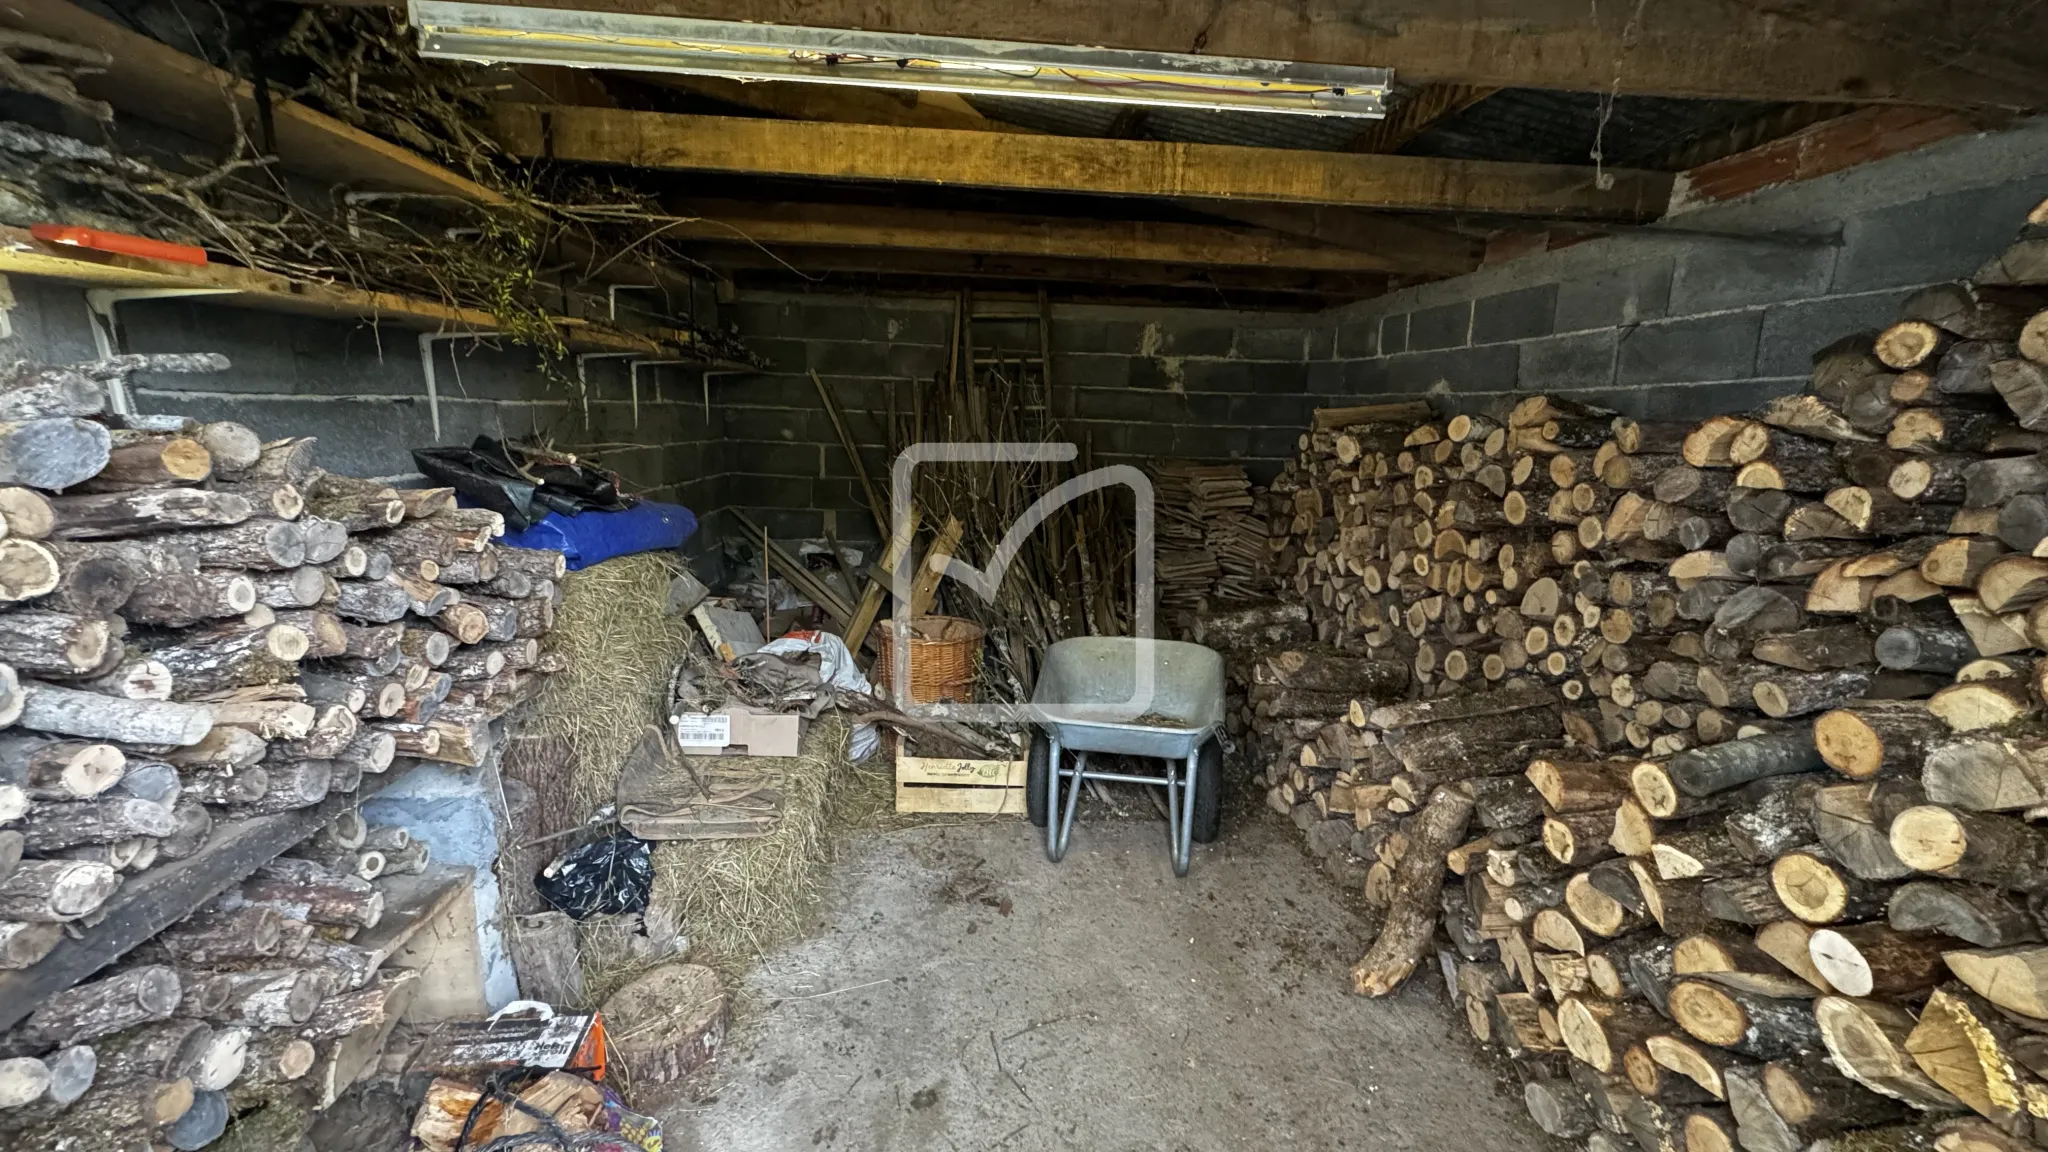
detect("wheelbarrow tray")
[1030,637,1225,761]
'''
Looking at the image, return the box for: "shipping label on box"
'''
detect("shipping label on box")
[672,705,802,758]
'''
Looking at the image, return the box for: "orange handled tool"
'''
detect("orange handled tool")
[29,223,208,265]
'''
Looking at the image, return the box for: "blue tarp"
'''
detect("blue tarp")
[495,500,698,570]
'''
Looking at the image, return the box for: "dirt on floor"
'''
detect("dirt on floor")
[657,806,1549,1152]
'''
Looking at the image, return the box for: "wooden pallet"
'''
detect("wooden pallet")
[893,734,1027,815]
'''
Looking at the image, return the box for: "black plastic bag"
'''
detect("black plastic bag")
[413,443,542,529]
[533,830,653,919]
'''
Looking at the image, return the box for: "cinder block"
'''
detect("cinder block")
[796,303,869,342]
[1306,360,1346,392]
[1237,325,1320,361]
[1077,387,1186,422]
[1340,359,1390,395]
[806,340,893,377]
[1052,353,1132,389]
[886,344,945,379]
[7,278,97,360]
[1380,313,1409,355]
[1669,240,1835,315]
[1518,330,1618,393]
[1833,182,2048,292]
[1129,358,1177,391]
[1388,344,1518,395]
[721,406,818,442]
[122,393,429,477]
[1472,285,1558,344]
[731,298,801,335]
[741,337,807,373]
[1755,289,1917,377]
[1553,259,1672,332]
[1616,310,1762,385]
[1332,320,1378,359]
[1227,393,1315,428]
[1407,301,1472,352]
[1161,325,1235,357]
[724,474,814,510]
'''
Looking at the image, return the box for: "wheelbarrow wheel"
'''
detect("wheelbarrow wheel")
[1026,731,1052,828]
[1190,738,1223,844]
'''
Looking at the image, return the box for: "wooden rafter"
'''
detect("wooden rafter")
[1348,84,1497,154]
[487,0,2047,106]
[666,200,1477,276]
[491,106,1672,221]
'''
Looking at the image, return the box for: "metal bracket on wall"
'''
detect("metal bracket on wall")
[608,284,676,326]
[699,368,746,418]
[85,288,238,416]
[418,330,501,442]
[629,359,691,429]
[574,352,637,424]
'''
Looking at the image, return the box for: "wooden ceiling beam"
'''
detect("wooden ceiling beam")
[667,200,1476,276]
[484,0,2046,106]
[633,73,1033,134]
[491,106,1672,221]
[694,242,1387,299]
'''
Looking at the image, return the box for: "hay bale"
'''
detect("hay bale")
[529,552,696,814]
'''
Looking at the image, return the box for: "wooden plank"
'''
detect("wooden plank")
[1669,106,1984,214]
[0,225,673,354]
[1179,203,1481,271]
[0,778,394,1034]
[491,106,1673,222]
[349,865,473,970]
[671,199,1451,274]
[488,0,2046,106]
[894,782,1028,815]
[896,755,1028,787]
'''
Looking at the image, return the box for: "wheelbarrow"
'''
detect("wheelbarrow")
[1026,637,1227,876]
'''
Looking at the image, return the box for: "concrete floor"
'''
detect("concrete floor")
[665,811,1547,1152]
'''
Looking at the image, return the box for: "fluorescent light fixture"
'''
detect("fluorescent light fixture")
[408,2,1389,117]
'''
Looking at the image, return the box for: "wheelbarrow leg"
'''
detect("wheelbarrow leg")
[1051,750,1085,863]
[1043,735,1063,862]
[1171,754,1196,877]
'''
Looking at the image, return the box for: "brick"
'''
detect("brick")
[1407,302,1472,351]
[1388,344,1519,394]
[1553,259,1672,332]
[1756,289,1917,377]
[1518,330,1618,393]
[1669,240,1835,314]
[1380,313,1409,355]
[1833,182,2048,292]
[1616,311,1763,385]
[1472,285,1558,344]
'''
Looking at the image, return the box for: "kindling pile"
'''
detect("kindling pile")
[1209,197,2048,1152]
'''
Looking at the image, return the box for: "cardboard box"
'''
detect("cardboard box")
[673,704,804,758]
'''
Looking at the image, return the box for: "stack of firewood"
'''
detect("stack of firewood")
[0,827,423,1150]
[0,353,567,1146]
[1236,198,2048,1152]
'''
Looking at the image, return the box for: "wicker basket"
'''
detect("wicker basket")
[874,615,983,704]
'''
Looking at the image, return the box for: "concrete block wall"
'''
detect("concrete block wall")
[0,281,723,538]
[1315,116,2048,421]
[723,292,1336,542]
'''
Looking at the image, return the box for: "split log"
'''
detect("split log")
[1943,946,2048,1019]
[1558,995,1666,1074]
[1902,987,2048,1135]
[1815,996,1961,1109]
[1924,732,2048,811]
[1889,883,2040,949]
